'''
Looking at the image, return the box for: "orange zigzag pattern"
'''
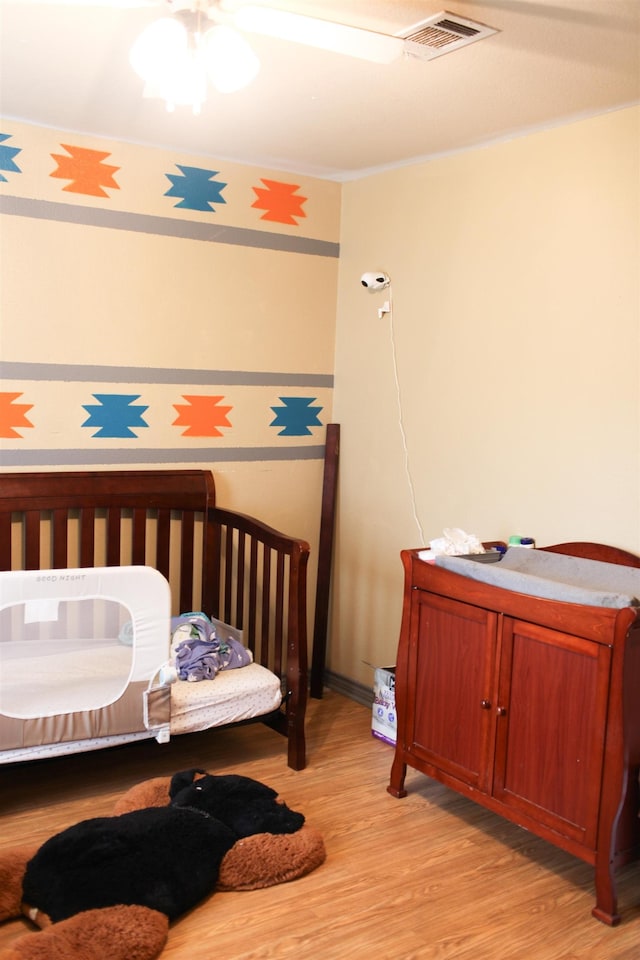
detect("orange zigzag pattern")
[0,392,34,438]
[51,144,120,197]
[252,179,307,224]
[172,395,233,437]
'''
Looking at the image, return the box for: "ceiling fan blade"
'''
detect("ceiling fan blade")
[232,5,405,64]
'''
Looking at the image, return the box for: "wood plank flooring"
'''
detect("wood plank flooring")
[1,691,639,959]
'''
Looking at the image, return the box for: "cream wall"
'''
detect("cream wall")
[330,106,640,687]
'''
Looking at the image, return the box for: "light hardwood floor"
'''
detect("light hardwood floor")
[1,691,639,959]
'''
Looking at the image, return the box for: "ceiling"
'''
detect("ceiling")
[1,0,639,180]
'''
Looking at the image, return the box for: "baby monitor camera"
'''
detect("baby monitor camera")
[360,271,390,292]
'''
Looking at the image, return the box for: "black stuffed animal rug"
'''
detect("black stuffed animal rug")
[23,771,306,924]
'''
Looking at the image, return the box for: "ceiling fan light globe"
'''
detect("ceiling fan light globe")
[203,25,260,93]
[130,17,187,86]
[131,15,208,112]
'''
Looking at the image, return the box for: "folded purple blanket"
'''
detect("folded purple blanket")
[171,613,253,682]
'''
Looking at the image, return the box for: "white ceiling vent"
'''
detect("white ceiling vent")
[396,11,499,61]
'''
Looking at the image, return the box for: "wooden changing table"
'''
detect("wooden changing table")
[387,541,640,924]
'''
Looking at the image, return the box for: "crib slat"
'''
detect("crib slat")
[201,511,216,616]
[106,508,122,566]
[179,511,195,613]
[274,552,285,674]
[207,518,223,621]
[234,530,246,630]
[223,524,234,624]
[79,508,95,567]
[248,539,259,657]
[52,509,69,569]
[260,548,271,668]
[0,513,11,570]
[24,511,41,569]
[155,508,171,583]
[132,508,147,566]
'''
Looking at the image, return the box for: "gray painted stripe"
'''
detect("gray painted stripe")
[0,446,325,467]
[0,195,340,259]
[0,361,334,388]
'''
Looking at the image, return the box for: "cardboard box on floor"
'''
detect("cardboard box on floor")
[372,666,396,745]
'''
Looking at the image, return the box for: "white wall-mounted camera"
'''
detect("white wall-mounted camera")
[360,271,390,292]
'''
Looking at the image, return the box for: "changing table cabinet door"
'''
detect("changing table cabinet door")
[407,590,498,793]
[492,618,611,849]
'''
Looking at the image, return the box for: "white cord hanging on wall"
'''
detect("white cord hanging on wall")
[360,271,425,545]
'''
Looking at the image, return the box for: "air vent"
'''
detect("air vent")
[396,11,498,61]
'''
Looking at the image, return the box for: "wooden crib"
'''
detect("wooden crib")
[0,469,310,769]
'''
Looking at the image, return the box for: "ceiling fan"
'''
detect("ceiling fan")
[7,0,498,111]
[125,0,411,109]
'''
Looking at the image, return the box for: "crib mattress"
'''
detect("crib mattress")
[0,637,281,726]
[0,666,282,764]
[0,662,283,761]
[170,664,282,733]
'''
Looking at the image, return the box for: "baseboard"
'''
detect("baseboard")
[320,669,372,707]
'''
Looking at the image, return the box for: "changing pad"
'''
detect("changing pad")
[435,547,640,608]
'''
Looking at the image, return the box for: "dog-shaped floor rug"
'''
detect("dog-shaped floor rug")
[0,768,326,960]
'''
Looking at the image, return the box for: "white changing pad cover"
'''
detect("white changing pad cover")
[169,663,282,734]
